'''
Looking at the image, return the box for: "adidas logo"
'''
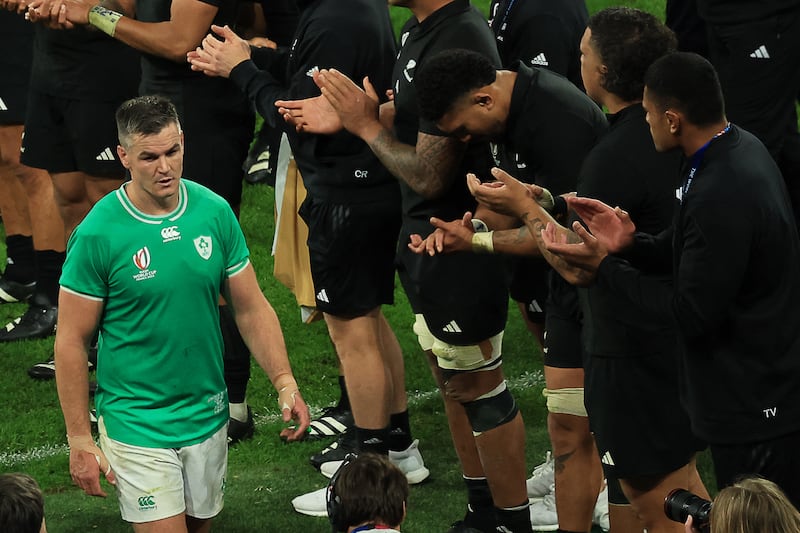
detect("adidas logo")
[442,320,462,334]
[0,98,7,111]
[749,45,770,59]
[601,451,615,466]
[363,437,383,445]
[95,147,115,161]
[531,53,549,66]
[306,66,319,77]
[316,288,330,303]
[528,300,543,313]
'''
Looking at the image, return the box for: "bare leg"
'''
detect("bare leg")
[324,309,390,430]
[620,460,709,533]
[609,503,645,533]
[131,513,211,533]
[545,365,603,532]
[0,125,33,237]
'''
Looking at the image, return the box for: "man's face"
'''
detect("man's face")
[579,28,605,103]
[436,93,504,143]
[117,122,184,210]
[642,88,677,152]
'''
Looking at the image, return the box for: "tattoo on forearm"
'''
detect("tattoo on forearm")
[368,130,461,198]
[522,212,587,281]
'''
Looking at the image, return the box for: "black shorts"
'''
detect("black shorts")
[0,85,27,125]
[300,196,400,318]
[397,247,509,345]
[21,91,125,177]
[543,272,583,369]
[710,428,800,508]
[586,352,704,479]
[508,256,549,323]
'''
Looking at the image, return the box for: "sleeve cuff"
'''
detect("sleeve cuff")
[229,60,260,91]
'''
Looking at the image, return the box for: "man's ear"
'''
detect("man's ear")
[665,109,681,135]
[475,92,494,109]
[117,145,130,169]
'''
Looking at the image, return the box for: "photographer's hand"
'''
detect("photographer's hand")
[685,516,700,533]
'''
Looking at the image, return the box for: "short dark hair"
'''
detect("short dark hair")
[335,453,409,529]
[416,49,497,122]
[116,95,181,148]
[644,52,725,127]
[588,7,677,102]
[0,473,45,533]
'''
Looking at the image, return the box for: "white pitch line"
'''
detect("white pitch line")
[0,370,544,467]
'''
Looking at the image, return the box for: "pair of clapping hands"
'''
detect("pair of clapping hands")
[406,166,636,285]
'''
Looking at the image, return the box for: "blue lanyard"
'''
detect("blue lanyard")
[351,526,392,533]
[681,123,731,202]
[492,0,517,42]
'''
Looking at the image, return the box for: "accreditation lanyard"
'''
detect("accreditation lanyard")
[680,123,731,203]
[492,0,517,43]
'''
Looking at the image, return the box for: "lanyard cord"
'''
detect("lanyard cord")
[681,123,731,202]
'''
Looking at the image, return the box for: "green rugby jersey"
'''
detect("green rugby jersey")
[61,180,250,448]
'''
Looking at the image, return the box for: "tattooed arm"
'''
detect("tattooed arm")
[368,129,465,198]
[468,168,596,285]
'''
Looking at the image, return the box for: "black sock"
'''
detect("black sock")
[465,476,494,511]
[355,426,389,455]
[496,502,531,532]
[35,250,64,305]
[220,305,250,404]
[4,235,35,283]
[336,374,350,411]
[388,410,413,451]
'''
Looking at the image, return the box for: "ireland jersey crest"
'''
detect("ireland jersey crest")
[193,236,213,260]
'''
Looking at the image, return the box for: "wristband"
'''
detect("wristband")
[88,4,122,37]
[471,231,495,254]
[535,187,555,211]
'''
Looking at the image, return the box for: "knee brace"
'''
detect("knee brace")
[462,381,519,436]
[542,387,587,417]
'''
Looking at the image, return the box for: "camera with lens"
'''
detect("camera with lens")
[664,488,712,532]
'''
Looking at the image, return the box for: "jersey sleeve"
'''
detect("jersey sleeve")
[60,225,109,300]
[219,204,250,278]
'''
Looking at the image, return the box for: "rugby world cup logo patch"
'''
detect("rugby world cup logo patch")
[133,247,151,270]
[132,246,157,281]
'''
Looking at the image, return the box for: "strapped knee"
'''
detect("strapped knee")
[542,387,587,417]
[462,381,519,436]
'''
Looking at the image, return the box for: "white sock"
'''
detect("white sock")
[229,401,248,422]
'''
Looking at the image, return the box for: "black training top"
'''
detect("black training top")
[696,0,800,24]
[597,125,800,443]
[230,0,399,204]
[504,63,607,194]
[137,0,250,120]
[577,104,680,357]
[137,0,238,83]
[392,0,501,232]
[1,11,33,90]
[258,0,300,47]
[29,25,139,101]
[489,0,587,89]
